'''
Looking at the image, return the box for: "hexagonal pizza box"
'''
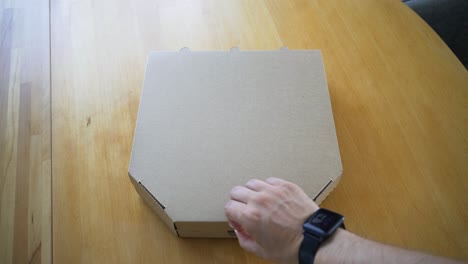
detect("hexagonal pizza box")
[129,49,342,238]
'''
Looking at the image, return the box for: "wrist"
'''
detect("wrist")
[314,228,356,264]
[299,208,345,264]
[276,233,302,264]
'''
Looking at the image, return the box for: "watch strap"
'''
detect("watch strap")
[299,233,320,264]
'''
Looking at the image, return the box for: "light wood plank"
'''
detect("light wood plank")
[0,1,51,263]
[51,0,468,263]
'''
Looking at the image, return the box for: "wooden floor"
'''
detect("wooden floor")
[1,0,468,263]
[0,0,51,263]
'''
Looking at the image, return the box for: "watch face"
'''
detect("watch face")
[309,209,343,233]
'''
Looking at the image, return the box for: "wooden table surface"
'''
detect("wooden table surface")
[1,0,467,263]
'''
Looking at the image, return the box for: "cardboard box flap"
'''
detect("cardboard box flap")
[128,173,177,235]
[129,49,342,224]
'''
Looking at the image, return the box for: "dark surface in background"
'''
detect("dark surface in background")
[404,0,468,68]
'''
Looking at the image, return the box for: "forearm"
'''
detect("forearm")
[315,229,463,264]
[224,178,464,264]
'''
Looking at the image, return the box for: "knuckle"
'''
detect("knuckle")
[224,200,233,212]
[246,178,258,186]
[282,181,298,192]
[265,177,276,183]
[230,186,242,195]
[270,187,286,197]
[245,208,262,223]
[252,193,269,206]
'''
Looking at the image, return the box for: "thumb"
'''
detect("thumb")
[229,220,264,256]
[235,229,264,257]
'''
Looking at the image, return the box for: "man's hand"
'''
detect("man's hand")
[224,177,319,264]
[225,180,466,264]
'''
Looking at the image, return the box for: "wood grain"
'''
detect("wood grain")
[44,0,465,263]
[0,1,51,264]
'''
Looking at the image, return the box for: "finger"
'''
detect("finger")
[229,220,252,240]
[235,229,263,256]
[230,186,256,203]
[228,220,242,231]
[265,177,291,186]
[245,179,271,191]
[224,200,247,224]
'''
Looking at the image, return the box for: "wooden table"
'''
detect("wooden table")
[1,0,467,263]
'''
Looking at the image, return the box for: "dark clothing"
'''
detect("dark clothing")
[404,0,468,68]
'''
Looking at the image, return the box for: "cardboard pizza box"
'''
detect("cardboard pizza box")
[129,49,342,237]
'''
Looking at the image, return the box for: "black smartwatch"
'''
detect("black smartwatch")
[299,208,345,264]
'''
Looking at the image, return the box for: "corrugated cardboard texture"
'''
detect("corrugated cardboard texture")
[129,49,342,236]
